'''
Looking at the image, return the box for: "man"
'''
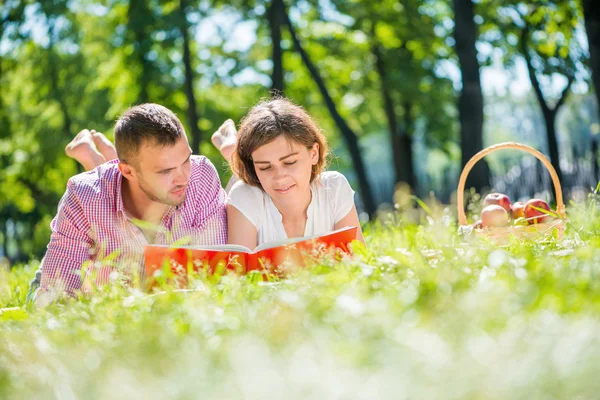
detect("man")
[29,103,234,306]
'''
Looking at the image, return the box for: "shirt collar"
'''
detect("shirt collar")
[115,166,127,217]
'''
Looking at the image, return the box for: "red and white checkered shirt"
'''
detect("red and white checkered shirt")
[34,155,227,304]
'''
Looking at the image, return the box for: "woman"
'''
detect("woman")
[225,98,364,249]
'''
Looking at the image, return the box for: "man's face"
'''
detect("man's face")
[130,136,192,207]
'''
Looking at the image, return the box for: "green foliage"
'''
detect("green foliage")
[3,201,600,397]
[479,0,585,86]
[0,0,594,260]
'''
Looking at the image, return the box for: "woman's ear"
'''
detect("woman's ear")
[309,143,319,165]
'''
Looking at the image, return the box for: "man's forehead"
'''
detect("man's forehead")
[136,137,190,168]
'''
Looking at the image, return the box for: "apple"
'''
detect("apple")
[511,202,525,219]
[524,198,551,224]
[481,205,510,228]
[483,192,512,214]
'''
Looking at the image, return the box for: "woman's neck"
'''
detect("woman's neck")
[272,187,312,222]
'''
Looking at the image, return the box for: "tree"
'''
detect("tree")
[282,2,376,216]
[269,0,285,94]
[128,0,155,103]
[520,22,572,187]
[480,0,585,195]
[178,0,203,153]
[582,0,600,121]
[453,0,489,192]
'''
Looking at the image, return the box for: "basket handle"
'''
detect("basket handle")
[457,142,566,225]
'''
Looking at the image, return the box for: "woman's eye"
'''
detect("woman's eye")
[284,161,297,166]
[259,166,272,171]
[160,170,171,175]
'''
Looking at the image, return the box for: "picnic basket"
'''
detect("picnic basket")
[457,142,566,243]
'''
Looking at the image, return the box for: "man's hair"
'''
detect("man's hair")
[114,103,186,165]
[231,97,329,190]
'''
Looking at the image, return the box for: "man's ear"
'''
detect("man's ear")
[310,143,320,165]
[118,162,136,181]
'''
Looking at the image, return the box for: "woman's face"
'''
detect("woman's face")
[251,135,319,207]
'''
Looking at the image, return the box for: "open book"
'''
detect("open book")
[144,226,358,287]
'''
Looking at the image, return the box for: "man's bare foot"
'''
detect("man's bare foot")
[91,130,118,161]
[211,119,238,164]
[65,129,106,171]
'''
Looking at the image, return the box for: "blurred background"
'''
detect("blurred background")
[0,0,598,263]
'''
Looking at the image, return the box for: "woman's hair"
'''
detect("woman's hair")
[231,98,329,190]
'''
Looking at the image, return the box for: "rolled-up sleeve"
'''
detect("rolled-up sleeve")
[35,180,94,306]
[193,158,227,246]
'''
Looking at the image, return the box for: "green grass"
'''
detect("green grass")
[3,199,600,399]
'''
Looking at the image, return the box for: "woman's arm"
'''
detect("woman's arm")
[226,204,259,250]
[334,205,365,244]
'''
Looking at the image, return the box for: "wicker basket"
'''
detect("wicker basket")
[457,142,567,244]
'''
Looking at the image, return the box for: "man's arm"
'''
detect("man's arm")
[32,181,95,307]
[193,158,228,246]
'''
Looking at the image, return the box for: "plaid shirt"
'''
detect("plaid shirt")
[30,155,227,305]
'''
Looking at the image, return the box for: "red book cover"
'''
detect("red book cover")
[144,226,358,289]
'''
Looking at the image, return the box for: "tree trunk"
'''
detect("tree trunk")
[0,55,10,139]
[452,0,489,192]
[371,39,415,191]
[520,26,572,194]
[542,108,562,188]
[47,27,81,173]
[0,219,5,259]
[400,102,416,191]
[0,0,24,139]
[592,138,599,186]
[128,0,151,103]
[269,0,285,95]
[582,0,600,121]
[179,0,202,154]
[282,7,376,216]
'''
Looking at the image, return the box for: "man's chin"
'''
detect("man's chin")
[175,194,187,206]
[166,195,186,207]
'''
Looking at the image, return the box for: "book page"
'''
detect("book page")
[253,226,357,252]
[149,244,252,253]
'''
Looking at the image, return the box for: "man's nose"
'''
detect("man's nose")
[173,167,189,185]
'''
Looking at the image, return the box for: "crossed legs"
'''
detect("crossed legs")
[65,120,238,172]
[65,129,118,171]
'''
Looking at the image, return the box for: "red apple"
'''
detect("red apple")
[481,205,510,228]
[483,192,512,214]
[524,199,551,224]
[511,202,525,219]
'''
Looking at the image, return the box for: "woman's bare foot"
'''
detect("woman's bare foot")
[211,119,238,164]
[91,130,118,161]
[65,129,106,171]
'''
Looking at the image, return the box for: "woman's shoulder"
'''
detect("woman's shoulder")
[317,170,351,189]
[228,179,265,202]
